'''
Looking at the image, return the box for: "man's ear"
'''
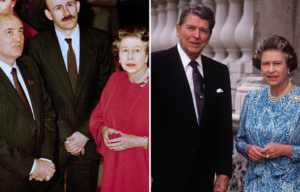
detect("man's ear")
[76,1,80,13]
[176,23,180,38]
[44,9,53,21]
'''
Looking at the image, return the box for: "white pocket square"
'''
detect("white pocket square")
[216,88,223,93]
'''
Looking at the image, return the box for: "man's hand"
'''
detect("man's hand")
[70,147,86,156]
[65,131,88,155]
[30,159,55,181]
[213,174,229,192]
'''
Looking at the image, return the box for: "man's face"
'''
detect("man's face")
[176,14,211,60]
[45,0,80,33]
[0,15,23,65]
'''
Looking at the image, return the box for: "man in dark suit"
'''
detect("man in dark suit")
[0,14,56,192]
[151,4,233,192]
[26,0,115,191]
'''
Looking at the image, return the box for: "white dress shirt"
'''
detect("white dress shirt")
[55,24,80,72]
[177,43,204,123]
[0,60,51,175]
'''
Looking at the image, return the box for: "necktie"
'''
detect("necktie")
[189,61,205,122]
[65,38,77,95]
[11,68,33,116]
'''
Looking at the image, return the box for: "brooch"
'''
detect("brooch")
[292,95,300,103]
[141,78,149,88]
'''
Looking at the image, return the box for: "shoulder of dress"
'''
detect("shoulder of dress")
[293,85,300,93]
[108,71,127,81]
[244,87,268,101]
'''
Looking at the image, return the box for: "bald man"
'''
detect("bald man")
[0,14,56,192]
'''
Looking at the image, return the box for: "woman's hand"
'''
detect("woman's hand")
[260,143,293,159]
[245,145,265,162]
[102,126,121,147]
[107,132,146,151]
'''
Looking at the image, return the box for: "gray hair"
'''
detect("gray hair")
[252,35,298,72]
[179,4,215,34]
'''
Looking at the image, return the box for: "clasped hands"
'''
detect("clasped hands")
[64,131,89,156]
[102,127,144,151]
[245,143,292,162]
[29,159,55,182]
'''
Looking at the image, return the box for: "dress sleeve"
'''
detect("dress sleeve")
[291,120,300,162]
[89,73,115,153]
[235,93,251,160]
[291,145,300,162]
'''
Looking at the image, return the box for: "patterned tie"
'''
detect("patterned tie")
[65,38,77,95]
[189,61,205,122]
[11,68,33,116]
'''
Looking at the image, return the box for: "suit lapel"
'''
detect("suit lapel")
[0,66,34,119]
[167,47,198,127]
[75,27,93,101]
[199,55,214,130]
[17,59,41,127]
[46,30,74,99]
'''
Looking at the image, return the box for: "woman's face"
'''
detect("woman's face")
[119,37,148,76]
[261,50,290,89]
[0,0,15,13]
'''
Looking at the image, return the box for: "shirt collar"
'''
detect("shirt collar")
[177,43,203,71]
[0,60,18,77]
[55,24,80,47]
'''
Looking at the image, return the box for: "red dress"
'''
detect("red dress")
[89,71,149,192]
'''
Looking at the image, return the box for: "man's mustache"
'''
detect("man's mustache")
[61,15,75,21]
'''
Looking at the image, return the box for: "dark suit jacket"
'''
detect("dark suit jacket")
[15,0,53,32]
[27,26,115,168]
[0,56,56,192]
[151,46,233,191]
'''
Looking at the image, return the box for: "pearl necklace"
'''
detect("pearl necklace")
[268,81,291,103]
[129,68,149,87]
[136,68,149,83]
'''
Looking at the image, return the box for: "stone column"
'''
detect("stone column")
[220,0,243,65]
[152,0,167,52]
[234,0,254,71]
[159,0,178,50]
[170,0,190,46]
[218,0,243,111]
[201,0,216,58]
[230,0,254,111]
[209,0,228,62]
[235,0,296,114]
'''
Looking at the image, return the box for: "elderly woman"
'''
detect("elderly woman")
[89,25,149,192]
[235,35,300,191]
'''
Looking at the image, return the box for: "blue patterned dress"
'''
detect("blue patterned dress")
[235,86,300,191]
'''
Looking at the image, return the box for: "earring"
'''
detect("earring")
[288,71,290,74]
[119,60,121,63]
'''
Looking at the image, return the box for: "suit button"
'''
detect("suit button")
[192,150,195,153]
